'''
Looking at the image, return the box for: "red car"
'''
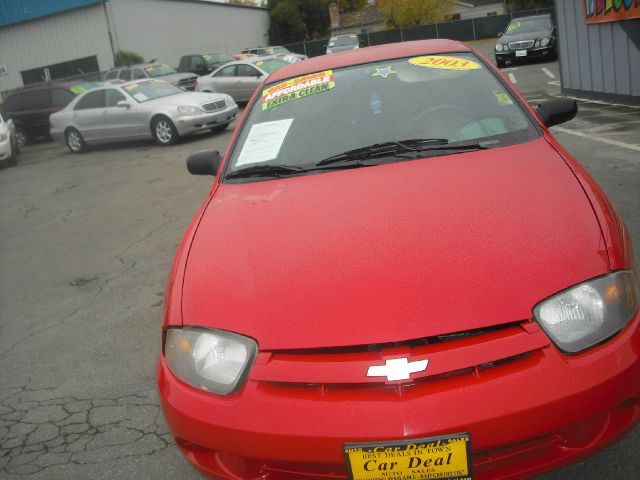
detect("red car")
[158,40,640,480]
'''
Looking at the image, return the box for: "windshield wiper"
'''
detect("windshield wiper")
[225,164,305,180]
[316,139,489,167]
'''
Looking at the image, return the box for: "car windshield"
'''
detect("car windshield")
[329,35,359,47]
[122,80,182,103]
[225,52,539,180]
[144,65,177,77]
[506,17,551,34]
[265,46,290,55]
[254,58,289,74]
[204,53,234,65]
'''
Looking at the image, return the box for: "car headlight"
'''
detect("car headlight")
[534,40,540,47]
[495,43,503,52]
[541,37,551,47]
[534,271,639,353]
[177,105,203,115]
[164,327,257,395]
[0,133,6,142]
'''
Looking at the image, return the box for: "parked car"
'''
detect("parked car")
[242,46,307,63]
[494,14,557,67]
[326,33,360,54]
[104,64,197,91]
[158,39,640,480]
[195,56,288,103]
[177,52,235,76]
[1,81,100,147]
[49,80,237,152]
[0,108,19,166]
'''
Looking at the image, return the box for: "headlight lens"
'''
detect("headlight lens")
[534,271,638,353]
[0,133,6,142]
[541,37,550,46]
[534,40,540,47]
[165,327,257,395]
[177,105,203,115]
[495,43,503,52]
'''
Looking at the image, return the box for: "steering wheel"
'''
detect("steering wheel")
[397,104,474,140]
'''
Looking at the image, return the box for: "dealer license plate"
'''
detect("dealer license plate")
[515,50,527,57]
[344,433,473,480]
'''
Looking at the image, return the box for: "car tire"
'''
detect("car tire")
[65,127,87,153]
[14,126,28,148]
[210,122,230,134]
[496,57,506,68]
[152,116,180,146]
[7,136,18,166]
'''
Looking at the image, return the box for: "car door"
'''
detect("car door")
[99,88,145,140]
[235,64,264,102]
[18,88,52,137]
[210,65,238,98]
[191,56,209,76]
[72,90,107,141]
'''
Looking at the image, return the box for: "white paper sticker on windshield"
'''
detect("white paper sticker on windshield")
[236,119,293,166]
[133,93,148,102]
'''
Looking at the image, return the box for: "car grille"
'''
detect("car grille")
[509,40,534,50]
[177,76,197,89]
[250,321,550,398]
[201,99,226,112]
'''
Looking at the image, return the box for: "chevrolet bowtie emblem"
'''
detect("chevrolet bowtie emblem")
[366,358,429,382]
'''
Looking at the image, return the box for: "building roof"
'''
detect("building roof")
[338,7,385,29]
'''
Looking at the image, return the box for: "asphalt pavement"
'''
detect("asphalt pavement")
[1,42,639,479]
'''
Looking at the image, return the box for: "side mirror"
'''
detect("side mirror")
[117,100,131,109]
[187,150,221,176]
[535,99,578,128]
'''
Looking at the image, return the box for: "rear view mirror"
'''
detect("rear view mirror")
[187,150,221,176]
[497,32,503,37]
[535,99,578,128]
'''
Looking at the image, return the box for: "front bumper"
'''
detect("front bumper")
[495,45,555,63]
[158,311,640,480]
[174,105,239,136]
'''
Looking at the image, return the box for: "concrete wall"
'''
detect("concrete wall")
[555,0,640,104]
[107,0,270,68]
[0,4,113,92]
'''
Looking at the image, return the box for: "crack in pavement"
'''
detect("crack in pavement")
[0,384,173,476]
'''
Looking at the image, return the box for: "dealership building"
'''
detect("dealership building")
[0,0,269,94]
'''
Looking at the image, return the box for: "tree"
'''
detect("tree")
[377,0,451,28]
[268,0,330,44]
[114,50,144,67]
[334,0,368,12]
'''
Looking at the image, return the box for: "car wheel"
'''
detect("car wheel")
[152,116,180,146]
[210,122,230,134]
[14,126,28,148]
[496,57,506,68]
[65,127,86,153]
[7,136,18,166]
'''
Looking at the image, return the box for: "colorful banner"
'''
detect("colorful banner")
[584,0,640,24]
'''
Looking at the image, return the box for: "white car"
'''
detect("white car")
[50,80,238,152]
[0,109,19,166]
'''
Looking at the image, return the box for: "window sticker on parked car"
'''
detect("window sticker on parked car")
[236,118,294,166]
[261,70,335,111]
[372,66,397,79]
[132,93,148,102]
[124,84,139,91]
[493,91,513,105]
[408,56,481,71]
[507,21,522,33]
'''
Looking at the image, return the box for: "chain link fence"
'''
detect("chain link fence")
[285,8,554,57]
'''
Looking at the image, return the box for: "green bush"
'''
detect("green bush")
[114,50,144,67]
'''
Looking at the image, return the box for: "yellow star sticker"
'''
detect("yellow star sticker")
[372,66,397,79]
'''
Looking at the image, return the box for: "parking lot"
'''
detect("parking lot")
[1,42,640,479]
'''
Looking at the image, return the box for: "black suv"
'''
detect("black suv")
[2,81,99,147]
[494,14,557,68]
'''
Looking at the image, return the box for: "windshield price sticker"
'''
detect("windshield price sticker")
[344,433,473,480]
[408,56,481,71]
[262,70,335,111]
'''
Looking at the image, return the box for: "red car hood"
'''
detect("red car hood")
[182,138,608,350]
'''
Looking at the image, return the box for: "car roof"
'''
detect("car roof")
[510,14,551,21]
[268,39,471,83]
[6,80,101,95]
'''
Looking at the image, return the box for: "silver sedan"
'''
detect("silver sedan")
[195,56,288,103]
[50,80,238,152]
